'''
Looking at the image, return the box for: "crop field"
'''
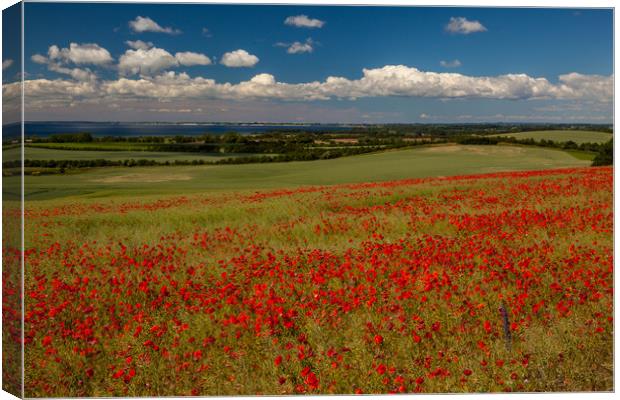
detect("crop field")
[13,145,590,200]
[491,130,612,144]
[26,142,161,151]
[7,164,612,396]
[4,147,256,162]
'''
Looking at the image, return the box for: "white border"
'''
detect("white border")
[0,1,616,400]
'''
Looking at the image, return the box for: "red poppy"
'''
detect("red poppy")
[376,364,387,375]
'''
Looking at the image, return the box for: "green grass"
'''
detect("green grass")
[3,146,260,162]
[491,130,612,144]
[564,150,597,161]
[26,142,161,151]
[12,144,590,201]
[2,147,22,162]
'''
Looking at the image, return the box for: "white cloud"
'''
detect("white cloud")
[48,63,97,82]
[118,47,212,76]
[129,16,181,34]
[7,66,612,116]
[287,38,314,54]
[202,28,213,38]
[284,15,325,28]
[31,54,48,64]
[220,49,259,68]
[101,67,612,103]
[445,17,487,34]
[48,45,60,60]
[249,73,276,85]
[4,78,98,110]
[30,44,110,82]
[2,59,13,70]
[275,38,315,54]
[440,59,462,68]
[555,72,613,100]
[175,51,212,66]
[118,47,178,76]
[48,43,113,65]
[126,40,154,50]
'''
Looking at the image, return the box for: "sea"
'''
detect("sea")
[3,121,361,139]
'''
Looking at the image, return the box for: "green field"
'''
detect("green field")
[26,142,159,151]
[563,150,597,161]
[491,130,612,144]
[3,146,257,162]
[12,144,590,201]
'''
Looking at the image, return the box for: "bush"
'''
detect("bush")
[592,139,613,166]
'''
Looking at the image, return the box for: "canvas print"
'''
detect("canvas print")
[1,2,614,397]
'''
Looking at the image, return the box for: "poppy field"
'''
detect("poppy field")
[13,166,613,396]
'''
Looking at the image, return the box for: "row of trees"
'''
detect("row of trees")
[592,140,613,166]
[47,133,94,143]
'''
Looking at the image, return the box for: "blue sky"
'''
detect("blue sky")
[2,3,613,123]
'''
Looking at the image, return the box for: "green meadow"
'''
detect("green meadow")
[13,144,590,201]
[491,130,612,144]
[26,142,159,151]
[4,146,255,162]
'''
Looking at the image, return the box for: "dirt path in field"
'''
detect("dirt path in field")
[92,173,193,183]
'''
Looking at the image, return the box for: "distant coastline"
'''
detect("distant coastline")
[5,121,361,138]
[1,121,612,140]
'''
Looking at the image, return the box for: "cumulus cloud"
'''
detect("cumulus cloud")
[105,67,611,102]
[440,59,462,68]
[118,47,212,75]
[48,64,97,82]
[284,15,325,28]
[129,16,181,34]
[555,72,613,101]
[287,38,314,54]
[249,73,277,86]
[445,17,487,34]
[118,47,178,76]
[29,43,110,82]
[7,66,612,115]
[31,54,48,64]
[2,59,13,70]
[220,49,259,68]
[126,40,154,50]
[47,43,113,65]
[175,51,212,66]
[275,38,315,54]
[4,78,98,110]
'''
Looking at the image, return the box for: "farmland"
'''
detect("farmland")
[26,142,161,151]
[12,144,591,200]
[16,165,612,396]
[4,128,612,396]
[7,147,258,162]
[490,130,612,144]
